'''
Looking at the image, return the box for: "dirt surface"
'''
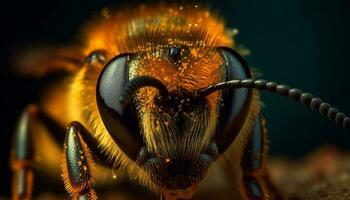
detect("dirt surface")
[269,146,350,200]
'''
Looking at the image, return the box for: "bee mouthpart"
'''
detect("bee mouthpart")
[136,141,219,194]
[160,184,197,200]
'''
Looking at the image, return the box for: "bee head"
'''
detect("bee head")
[96,45,253,192]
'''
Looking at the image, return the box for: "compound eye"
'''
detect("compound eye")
[216,47,253,154]
[96,53,143,161]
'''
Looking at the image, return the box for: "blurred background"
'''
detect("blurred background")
[0,0,349,197]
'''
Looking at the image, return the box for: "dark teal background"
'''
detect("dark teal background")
[220,0,350,155]
[0,0,349,197]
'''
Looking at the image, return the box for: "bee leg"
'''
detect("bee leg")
[10,106,36,200]
[10,104,67,200]
[240,115,281,200]
[62,121,97,200]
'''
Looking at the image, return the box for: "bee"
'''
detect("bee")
[10,3,350,200]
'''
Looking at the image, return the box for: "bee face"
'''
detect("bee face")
[94,4,253,192]
[97,44,226,189]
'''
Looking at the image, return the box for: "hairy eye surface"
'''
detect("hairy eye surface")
[216,47,253,154]
[96,53,143,160]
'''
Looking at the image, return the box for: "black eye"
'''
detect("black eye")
[216,47,253,154]
[168,46,189,64]
[86,50,107,65]
[96,53,143,160]
[169,47,181,62]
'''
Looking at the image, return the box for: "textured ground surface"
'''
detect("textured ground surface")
[2,146,350,200]
[270,146,350,200]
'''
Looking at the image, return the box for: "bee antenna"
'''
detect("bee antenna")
[119,76,169,106]
[196,79,350,129]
